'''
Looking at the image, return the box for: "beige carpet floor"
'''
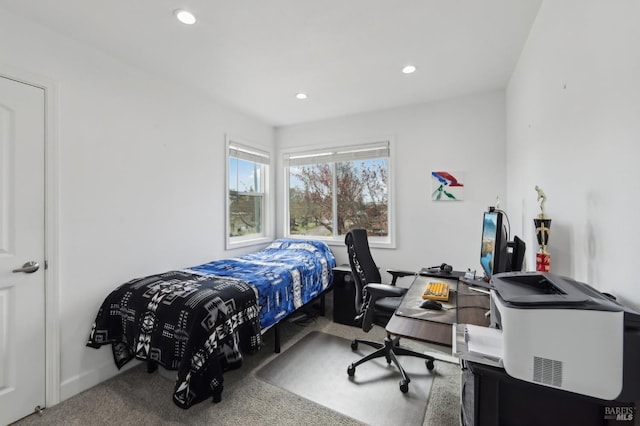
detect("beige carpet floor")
[13,295,461,425]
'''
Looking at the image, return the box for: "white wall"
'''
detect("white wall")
[276,91,506,281]
[0,9,274,400]
[506,1,640,309]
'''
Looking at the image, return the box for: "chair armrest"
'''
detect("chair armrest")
[359,283,405,332]
[364,283,406,299]
[386,269,416,286]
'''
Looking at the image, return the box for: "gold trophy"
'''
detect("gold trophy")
[534,186,551,272]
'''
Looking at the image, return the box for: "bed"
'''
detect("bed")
[86,239,336,408]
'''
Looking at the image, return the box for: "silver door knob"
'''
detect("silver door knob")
[12,261,40,273]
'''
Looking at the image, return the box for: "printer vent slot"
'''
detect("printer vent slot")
[533,356,563,387]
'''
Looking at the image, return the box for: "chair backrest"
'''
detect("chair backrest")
[345,228,381,315]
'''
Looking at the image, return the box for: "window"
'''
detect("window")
[284,141,392,246]
[227,138,270,248]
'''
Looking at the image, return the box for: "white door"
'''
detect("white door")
[0,76,46,425]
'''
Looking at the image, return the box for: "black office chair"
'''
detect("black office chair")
[345,228,435,393]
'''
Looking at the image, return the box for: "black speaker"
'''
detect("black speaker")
[332,266,359,327]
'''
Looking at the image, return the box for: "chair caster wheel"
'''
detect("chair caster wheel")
[351,341,358,351]
[347,364,356,377]
[400,380,409,393]
[426,359,435,371]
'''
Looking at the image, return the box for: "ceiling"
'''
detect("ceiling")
[1,0,542,127]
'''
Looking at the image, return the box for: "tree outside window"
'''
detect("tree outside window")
[286,142,390,240]
[229,157,262,237]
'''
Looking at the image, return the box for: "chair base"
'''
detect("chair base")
[347,334,435,393]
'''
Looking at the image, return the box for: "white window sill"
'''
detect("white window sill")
[284,235,396,249]
[226,235,273,251]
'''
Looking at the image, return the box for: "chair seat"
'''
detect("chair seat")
[372,292,406,326]
[373,291,407,313]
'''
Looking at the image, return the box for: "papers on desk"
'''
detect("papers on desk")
[466,324,503,359]
[454,323,504,368]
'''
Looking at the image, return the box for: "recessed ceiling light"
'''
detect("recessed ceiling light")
[296,93,308,100]
[174,9,197,25]
[402,65,417,74]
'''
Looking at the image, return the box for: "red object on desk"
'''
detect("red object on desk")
[536,252,550,272]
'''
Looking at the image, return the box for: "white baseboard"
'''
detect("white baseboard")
[58,360,140,403]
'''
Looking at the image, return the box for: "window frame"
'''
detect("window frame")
[283,139,395,248]
[226,136,273,249]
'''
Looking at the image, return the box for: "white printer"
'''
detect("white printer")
[459,271,640,402]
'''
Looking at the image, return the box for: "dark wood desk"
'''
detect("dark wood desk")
[385,275,490,347]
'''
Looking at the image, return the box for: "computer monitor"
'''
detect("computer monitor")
[480,210,507,280]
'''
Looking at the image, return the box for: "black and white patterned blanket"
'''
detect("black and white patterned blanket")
[86,270,262,408]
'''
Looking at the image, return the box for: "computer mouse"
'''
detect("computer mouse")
[420,299,443,310]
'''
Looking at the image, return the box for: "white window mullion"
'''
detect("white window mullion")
[331,162,338,238]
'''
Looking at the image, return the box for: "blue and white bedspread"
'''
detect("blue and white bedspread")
[185,239,336,330]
